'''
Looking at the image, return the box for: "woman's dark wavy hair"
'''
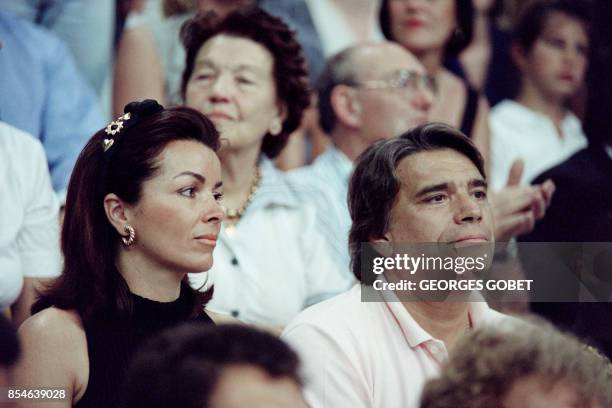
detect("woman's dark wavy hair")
[121,323,302,408]
[348,123,484,282]
[32,104,220,323]
[380,0,474,58]
[180,6,311,159]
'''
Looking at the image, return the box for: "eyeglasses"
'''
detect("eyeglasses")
[349,69,437,94]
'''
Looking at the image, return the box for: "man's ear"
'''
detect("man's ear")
[103,193,130,236]
[370,233,392,257]
[331,85,363,129]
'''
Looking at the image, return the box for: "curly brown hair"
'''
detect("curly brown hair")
[420,317,612,408]
[180,6,311,159]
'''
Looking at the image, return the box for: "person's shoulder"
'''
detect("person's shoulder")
[532,147,592,185]
[19,307,85,352]
[283,285,370,337]
[490,99,524,119]
[0,122,45,164]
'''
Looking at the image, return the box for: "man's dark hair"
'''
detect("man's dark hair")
[0,315,20,368]
[348,123,485,281]
[180,6,311,158]
[513,0,591,54]
[121,323,302,408]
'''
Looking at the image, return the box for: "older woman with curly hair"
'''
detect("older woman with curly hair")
[181,7,351,329]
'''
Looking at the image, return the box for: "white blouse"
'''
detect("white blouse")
[490,100,587,190]
[0,122,62,307]
[189,158,352,327]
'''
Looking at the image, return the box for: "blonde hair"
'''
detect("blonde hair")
[420,317,612,408]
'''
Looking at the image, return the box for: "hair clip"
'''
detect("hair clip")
[103,112,132,152]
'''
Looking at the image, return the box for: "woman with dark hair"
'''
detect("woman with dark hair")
[12,100,224,407]
[180,7,350,328]
[489,0,590,190]
[380,0,491,164]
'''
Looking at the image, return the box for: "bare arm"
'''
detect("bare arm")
[10,278,52,328]
[113,27,165,117]
[471,96,491,174]
[12,308,88,407]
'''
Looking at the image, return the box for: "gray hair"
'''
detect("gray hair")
[347,123,485,282]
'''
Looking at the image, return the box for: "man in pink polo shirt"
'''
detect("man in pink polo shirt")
[282,123,506,408]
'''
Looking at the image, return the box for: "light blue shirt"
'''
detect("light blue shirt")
[288,146,354,277]
[0,10,104,194]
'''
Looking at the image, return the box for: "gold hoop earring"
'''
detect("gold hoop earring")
[122,224,136,247]
[270,119,282,135]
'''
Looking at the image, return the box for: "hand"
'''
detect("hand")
[490,159,556,242]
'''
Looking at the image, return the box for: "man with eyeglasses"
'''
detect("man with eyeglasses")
[289,41,554,283]
[288,41,434,279]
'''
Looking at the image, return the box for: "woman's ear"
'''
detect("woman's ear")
[511,42,529,72]
[103,193,129,236]
[269,102,288,136]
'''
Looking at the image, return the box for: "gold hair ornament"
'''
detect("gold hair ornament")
[103,112,132,151]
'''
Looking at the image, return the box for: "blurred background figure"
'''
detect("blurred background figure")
[0,0,115,114]
[12,103,223,407]
[122,323,307,408]
[114,0,315,169]
[490,0,590,190]
[446,0,515,106]
[260,0,383,88]
[0,315,20,388]
[288,41,434,274]
[260,0,384,164]
[420,318,612,408]
[0,123,62,327]
[113,0,254,115]
[0,10,105,199]
[520,0,612,360]
[380,0,490,163]
[182,8,351,329]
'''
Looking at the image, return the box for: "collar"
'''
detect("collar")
[318,145,354,183]
[503,100,580,131]
[248,156,300,213]
[383,295,494,349]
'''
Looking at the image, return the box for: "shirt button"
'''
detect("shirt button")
[231,257,238,266]
[231,310,240,318]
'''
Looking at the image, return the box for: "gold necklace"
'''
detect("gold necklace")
[224,166,262,237]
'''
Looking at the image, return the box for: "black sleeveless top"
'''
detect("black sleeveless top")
[74,284,213,408]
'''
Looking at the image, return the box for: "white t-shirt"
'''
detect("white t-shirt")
[0,122,62,307]
[490,100,587,190]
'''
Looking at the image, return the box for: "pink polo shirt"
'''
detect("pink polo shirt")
[282,284,506,408]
